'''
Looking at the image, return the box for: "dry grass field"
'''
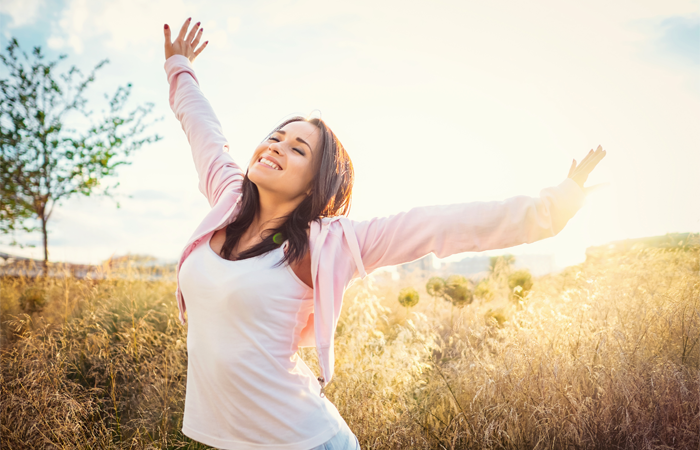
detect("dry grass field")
[1,235,698,449]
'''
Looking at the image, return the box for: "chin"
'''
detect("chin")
[247,170,272,191]
[247,171,262,186]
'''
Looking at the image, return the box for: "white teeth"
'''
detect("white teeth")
[259,157,281,170]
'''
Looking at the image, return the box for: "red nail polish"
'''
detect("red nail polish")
[164,24,169,29]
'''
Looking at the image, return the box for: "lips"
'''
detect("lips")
[258,155,282,170]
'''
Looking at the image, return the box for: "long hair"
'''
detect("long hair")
[219,116,354,266]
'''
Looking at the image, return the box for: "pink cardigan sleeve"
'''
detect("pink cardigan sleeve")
[164,55,244,207]
[351,177,586,274]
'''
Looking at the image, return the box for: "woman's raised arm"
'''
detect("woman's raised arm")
[163,18,244,208]
[350,146,606,275]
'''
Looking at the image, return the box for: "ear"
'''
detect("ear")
[305,179,315,197]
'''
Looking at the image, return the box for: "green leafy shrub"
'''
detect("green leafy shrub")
[484,308,507,327]
[508,269,533,300]
[443,275,473,307]
[398,287,420,308]
[474,279,495,302]
[426,277,445,298]
[19,286,47,313]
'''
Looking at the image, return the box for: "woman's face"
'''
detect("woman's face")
[248,120,322,203]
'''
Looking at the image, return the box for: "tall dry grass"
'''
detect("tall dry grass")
[1,239,699,449]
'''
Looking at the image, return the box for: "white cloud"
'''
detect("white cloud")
[46,35,64,49]
[252,0,354,29]
[227,16,241,34]
[203,19,228,49]
[46,0,196,57]
[8,0,699,265]
[0,0,44,28]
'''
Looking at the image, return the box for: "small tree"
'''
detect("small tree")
[1,163,35,238]
[0,38,162,274]
[489,254,515,290]
[489,254,515,273]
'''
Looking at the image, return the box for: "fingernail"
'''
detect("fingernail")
[187,17,191,21]
[164,24,169,29]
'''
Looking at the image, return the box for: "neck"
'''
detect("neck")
[250,188,305,237]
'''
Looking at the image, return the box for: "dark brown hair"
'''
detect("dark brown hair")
[219,116,354,266]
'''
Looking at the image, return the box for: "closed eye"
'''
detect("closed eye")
[269,134,305,155]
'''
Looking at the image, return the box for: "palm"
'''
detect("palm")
[568,145,607,195]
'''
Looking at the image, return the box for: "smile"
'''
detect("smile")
[258,156,282,170]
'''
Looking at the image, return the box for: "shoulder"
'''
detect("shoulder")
[309,217,344,239]
[308,217,350,259]
[309,217,359,281]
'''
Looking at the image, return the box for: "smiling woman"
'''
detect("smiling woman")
[162,16,604,450]
[217,116,353,289]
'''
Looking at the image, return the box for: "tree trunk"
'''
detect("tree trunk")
[42,216,48,278]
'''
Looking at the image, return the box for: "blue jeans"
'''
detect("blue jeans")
[310,417,360,450]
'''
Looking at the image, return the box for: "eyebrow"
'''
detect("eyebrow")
[273,130,313,153]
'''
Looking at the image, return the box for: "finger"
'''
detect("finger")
[584,149,606,171]
[186,21,201,44]
[191,27,204,48]
[570,146,606,183]
[574,149,595,170]
[178,17,192,41]
[573,158,597,178]
[164,24,171,43]
[567,159,577,177]
[576,148,606,175]
[194,40,209,58]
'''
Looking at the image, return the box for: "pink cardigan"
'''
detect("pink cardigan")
[165,55,586,394]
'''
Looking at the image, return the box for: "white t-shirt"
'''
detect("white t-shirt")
[178,235,344,449]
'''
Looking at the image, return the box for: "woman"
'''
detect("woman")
[163,17,606,450]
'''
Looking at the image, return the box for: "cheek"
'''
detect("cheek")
[298,158,318,186]
[250,145,265,165]
[283,158,315,192]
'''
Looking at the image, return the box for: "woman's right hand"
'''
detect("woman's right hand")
[164,17,208,63]
[567,145,608,195]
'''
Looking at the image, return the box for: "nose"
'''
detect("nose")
[268,141,282,155]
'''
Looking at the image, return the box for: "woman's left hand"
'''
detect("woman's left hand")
[164,17,208,63]
[568,145,607,195]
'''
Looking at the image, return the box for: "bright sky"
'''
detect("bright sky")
[1,0,698,269]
